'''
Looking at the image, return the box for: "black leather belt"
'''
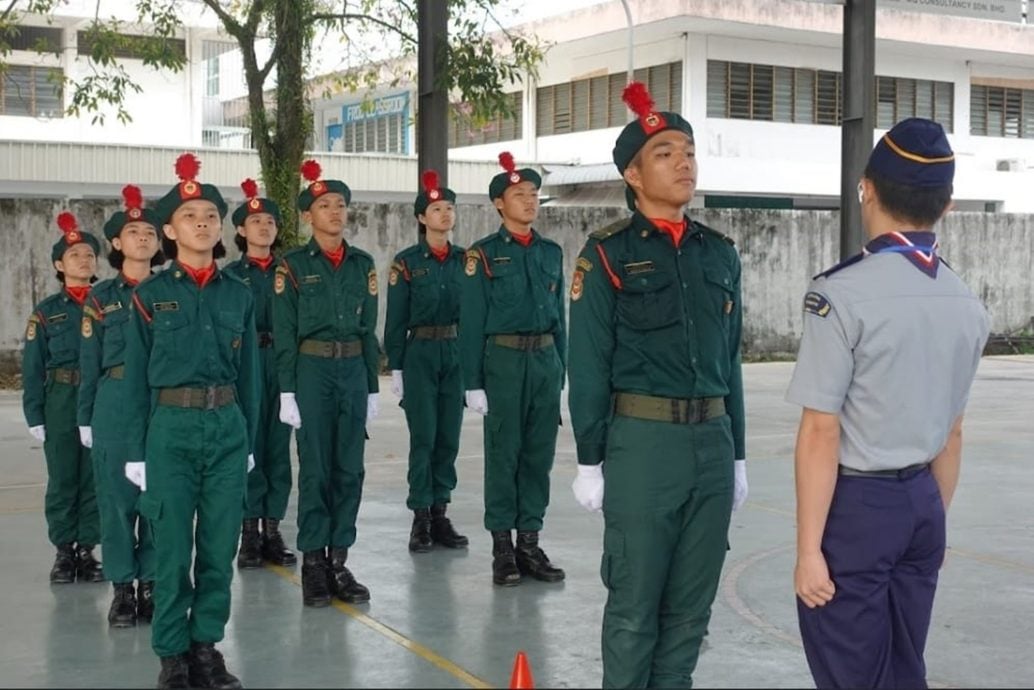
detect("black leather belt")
[49,368,81,385]
[411,324,458,340]
[614,392,725,425]
[493,333,554,351]
[838,462,930,479]
[157,385,236,410]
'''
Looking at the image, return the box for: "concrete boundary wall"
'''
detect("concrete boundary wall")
[1,200,1029,374]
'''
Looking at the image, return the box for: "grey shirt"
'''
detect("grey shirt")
[786,245,990,472]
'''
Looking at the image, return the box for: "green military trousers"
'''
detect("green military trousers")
[402,339,463,510]
[482,340,562,532]
[245,348,293,520]
[600,413,734,689]
[92,377,154,584]
[139,404,247,657]
[43,378,99,546]
[294,353,367,552]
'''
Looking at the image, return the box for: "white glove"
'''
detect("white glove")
[391,370,404,399]
[367,393,379,421]
[279,392,301,430]
[733,459,748,511]
[247,453,255,473]
[465,389,489,416]
[78,426,93,449]
[572,463,605,512]
[125,462,146,491]
[28,425,46,442]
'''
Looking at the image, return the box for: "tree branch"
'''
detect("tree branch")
[1,0,19,24]
[200,0,243,38]
[311,12,416,44]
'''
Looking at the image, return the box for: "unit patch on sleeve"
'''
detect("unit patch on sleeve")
[367,269,378,295]
[803,291,831,318]
[570,270,585,301]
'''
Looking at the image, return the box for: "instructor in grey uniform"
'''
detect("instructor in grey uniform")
[786,117,990,689]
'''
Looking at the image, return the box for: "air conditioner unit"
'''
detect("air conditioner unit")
[996,158,1024,172]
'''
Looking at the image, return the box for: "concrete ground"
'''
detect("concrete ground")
[1,356,1032,688]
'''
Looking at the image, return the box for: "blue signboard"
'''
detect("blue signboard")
[343,92,409,124]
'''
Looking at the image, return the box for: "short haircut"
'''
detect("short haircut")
[864,166,952,228]
[107,247,166,271]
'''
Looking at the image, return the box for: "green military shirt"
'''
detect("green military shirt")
[22,291,86,428]
[77,275,138,426]
[384,239,466,370]
[223,258,275,335]
[122,263,262,461]
[568,213,745,464]
[272,238,380,394]
[458,226,567,389]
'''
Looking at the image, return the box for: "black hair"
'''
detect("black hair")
[233,230,282,254]
[162,235,226,261]
[55,271,97,284]
[107,247,167,271]
[864,167,953,228]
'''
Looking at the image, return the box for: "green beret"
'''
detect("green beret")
[51,212,101,262]
[612,81,694,175]
[232,179,282,227]
[153,153,228,224]
[414,169,457,216]
[489,152,540,200]
[104,185,160,240]
[298,159,350,211]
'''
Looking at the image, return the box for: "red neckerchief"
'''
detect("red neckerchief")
[65,286,90,305]
[509,230,534,247]
[323,243,346,270]
[429,243,450,263]
[181,261,218,289]
[248,255,275,271]
[650,217,687,246]
[120,274,140,287]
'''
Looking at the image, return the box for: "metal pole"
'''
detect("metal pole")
[620,0,635,91]
[839,0,876,259]
[417,0,449,193]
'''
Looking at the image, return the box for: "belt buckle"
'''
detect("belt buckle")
[671,399,687,424]
[204,386,217,410]
[517,335,529,350]
[333,342,344,358]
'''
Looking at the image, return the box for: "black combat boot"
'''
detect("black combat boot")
[49,543,76,584]
[491,530,521,587]
[430,503,468,548]
[260,518,296,566]
[107,582,137,628]
[75,544,105,582]
[137,580,155,623]
[156,653,191,689]
[515,531,565,582]
[236,518,263,569]
[408,508,433,553]
[301,549,332,608]
[329,548,370,604]
[187,642,241,689]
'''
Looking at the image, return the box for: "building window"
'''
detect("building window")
[3,25,62,53]
[536,61,682,137]
[708,60,953,132]
[971,84,1034,138]
[76,31,186,61]
[0,65,63,117]
[340,92,409,154]
[449,91,522,147]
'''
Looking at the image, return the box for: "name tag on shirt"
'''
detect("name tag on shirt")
[154,301,179,312]
[301,274,322,284]
[411,268,430,278]
[102,301,123,314]
[47,312,68,323]
[624,261,656,275]
[492,257,512,265]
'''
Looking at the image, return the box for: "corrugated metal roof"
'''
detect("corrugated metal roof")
[542,163,621,187]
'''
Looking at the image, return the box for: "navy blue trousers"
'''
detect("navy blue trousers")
[798,468,945,689]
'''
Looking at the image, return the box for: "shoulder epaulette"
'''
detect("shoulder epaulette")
[221,271,249,288]
[471,234,496,249]
[813,253,864,280]
[695,221,736,246]
[349,246,374,263]
[590,218,632,241]
[283,245,309,259]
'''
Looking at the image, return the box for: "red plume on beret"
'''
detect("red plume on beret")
[622,81,655,118]
[498,151,516,173]
[57,211,78,234]
[174,153,201,181]
[241,178,259,199]
[422,170,440,194]
[122,184,143,211]
[300,159,322,183]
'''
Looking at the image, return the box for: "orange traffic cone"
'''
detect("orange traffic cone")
[509,650,535,689]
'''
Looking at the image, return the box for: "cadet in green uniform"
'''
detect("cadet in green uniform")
[22,212,104,585]
[384,169,468,553]
[122,153,260,690]
[78,184,164,627]
[568,82,749,688]
[273,159,378,607]
[225,178,296,569]
[459,152,566,586]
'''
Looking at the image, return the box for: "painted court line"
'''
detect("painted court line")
[265,564,493,689]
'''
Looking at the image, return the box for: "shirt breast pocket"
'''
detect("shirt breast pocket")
[409,273,440,322]
[298,282,327,332]
[101,312,130,361]
[703,265,735,329]
[45,320,76,361]
[216,309,245,369]
[152,310,191,364]
[489,262,523,308]
[616,271,681,331]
